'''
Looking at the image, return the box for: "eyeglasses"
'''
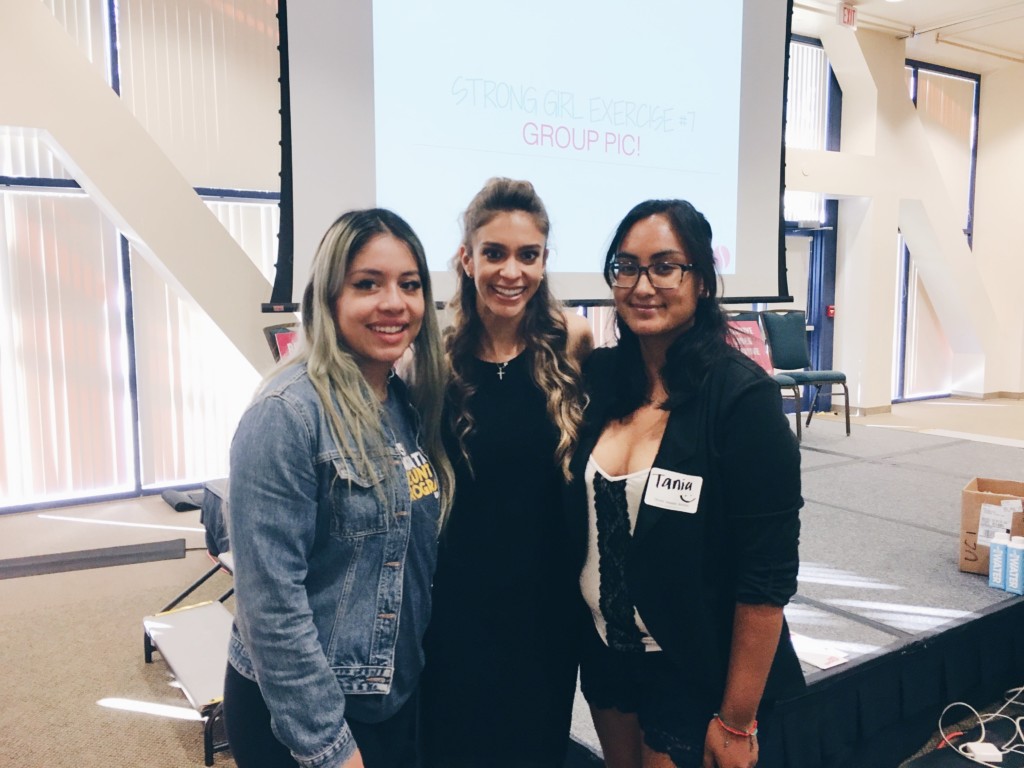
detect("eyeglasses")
[608,258,697,290]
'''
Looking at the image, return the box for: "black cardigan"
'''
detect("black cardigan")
[564,345,806,709]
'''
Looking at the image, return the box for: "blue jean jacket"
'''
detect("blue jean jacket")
[227,365,418,768]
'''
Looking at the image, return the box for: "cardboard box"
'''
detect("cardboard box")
[960,478,1024,574]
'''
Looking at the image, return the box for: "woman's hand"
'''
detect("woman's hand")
[702,718,758,768]
[706,602,782,768]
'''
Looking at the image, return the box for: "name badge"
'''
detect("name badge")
[644,468,703,513]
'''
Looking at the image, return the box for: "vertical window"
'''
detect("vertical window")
[132,200,277,487]
[116,0,281,189]
[0,0,108,180]
[782,36,842,413]
[915,68,978,240]
[0,192,133,506]
[895,63,978,401]
[1,1,281,511]
[784,38,830,224]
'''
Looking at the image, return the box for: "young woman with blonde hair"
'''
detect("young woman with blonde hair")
[420,178,592,768]
[224,208,453,768]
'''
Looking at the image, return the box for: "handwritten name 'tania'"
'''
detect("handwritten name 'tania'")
[651,472,695,493]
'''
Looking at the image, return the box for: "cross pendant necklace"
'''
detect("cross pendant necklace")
[486,341,523,381]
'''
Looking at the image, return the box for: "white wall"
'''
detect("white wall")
[780,235,811,311]
[785,26,1021,412]
[973,66,1024,395]
[288,0,376,294]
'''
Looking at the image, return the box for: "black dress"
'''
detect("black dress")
[420,351,580,768]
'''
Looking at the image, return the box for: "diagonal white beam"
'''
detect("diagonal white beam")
[785,26,1001,400]
[0,0,274,373]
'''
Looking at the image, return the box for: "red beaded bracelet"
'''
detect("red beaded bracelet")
[712,714,758,750]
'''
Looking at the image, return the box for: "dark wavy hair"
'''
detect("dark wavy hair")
[602,199,731,419]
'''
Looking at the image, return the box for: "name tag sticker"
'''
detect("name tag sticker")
[644,468,703,513]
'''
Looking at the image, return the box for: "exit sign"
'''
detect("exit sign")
[837,3,857,29]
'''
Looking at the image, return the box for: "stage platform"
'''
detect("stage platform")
[569,416,1024,767]
[2,413,1022,767]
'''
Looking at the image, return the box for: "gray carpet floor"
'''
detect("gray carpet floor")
[1,402,1022,767]
[0,548,236,767]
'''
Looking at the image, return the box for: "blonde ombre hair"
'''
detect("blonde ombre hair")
[445,178,584,481]
[268,209,453,519]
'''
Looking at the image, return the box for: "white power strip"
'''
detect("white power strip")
[963,741,1003,763]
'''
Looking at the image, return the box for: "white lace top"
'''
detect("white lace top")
[579,456,662,652]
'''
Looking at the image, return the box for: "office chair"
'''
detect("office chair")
[724,311,803,440]
[759,310,850,436]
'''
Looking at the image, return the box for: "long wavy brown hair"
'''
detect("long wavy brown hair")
[446,178,585,481]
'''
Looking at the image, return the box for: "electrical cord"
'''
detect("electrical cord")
[937,685,1024,765]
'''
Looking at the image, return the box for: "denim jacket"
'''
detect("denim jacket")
[227,364,424,768]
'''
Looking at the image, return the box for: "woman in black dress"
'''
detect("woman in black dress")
[420,178,592,768]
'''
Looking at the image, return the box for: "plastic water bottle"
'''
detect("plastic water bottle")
[989,531,1010,590]
[1005,536,1024,596]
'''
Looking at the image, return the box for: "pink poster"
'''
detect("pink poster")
[727,320,773,374]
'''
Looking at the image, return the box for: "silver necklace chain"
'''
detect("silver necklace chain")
[484,343,524,381]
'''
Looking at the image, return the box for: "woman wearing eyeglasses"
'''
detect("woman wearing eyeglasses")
[564,199,804,768]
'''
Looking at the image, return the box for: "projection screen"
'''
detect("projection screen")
[287,0,793,304]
